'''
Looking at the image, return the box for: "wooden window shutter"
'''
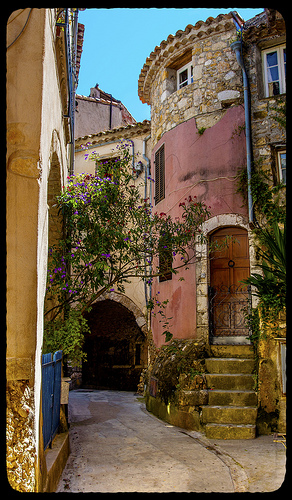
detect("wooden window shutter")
[155,144,165,204]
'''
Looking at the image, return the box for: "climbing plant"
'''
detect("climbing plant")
[242,221,286,337]
[237,98,286,338]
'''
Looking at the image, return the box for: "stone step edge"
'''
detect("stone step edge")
[208,389,257,393]
[202,405,258,410]
[206,423,256,428]
[206,358,254,361]
[206,356,254,361]
[206,373,253,377]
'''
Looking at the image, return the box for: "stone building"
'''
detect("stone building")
[75,84,136,139]
[138,11,256,348]
[138,9,286,437]
[7,8,84,491]
[242,9,286,434]
[75,119,151,390]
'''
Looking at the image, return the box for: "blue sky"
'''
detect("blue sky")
[76,8,264,123]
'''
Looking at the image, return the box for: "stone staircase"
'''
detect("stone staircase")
[202,345,258,439]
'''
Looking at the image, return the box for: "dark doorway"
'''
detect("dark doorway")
[82,300,147,391]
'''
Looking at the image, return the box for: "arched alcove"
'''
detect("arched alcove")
[82,299,148,391]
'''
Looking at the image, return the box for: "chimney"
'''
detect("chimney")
[89,83,100,99]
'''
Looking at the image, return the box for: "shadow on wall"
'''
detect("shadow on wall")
[82,300,147,391]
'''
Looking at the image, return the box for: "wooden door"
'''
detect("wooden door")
[209,227,250,339]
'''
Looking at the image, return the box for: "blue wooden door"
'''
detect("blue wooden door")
[42,350,62,450]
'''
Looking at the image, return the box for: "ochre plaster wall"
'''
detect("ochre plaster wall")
[7,9,69,491]
[75,129,151,318]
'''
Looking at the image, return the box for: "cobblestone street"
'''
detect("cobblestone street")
[57,390,286,493]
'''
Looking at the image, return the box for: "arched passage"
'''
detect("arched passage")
[82,300,148,391]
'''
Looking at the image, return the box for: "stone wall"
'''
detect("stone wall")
[7,8,74,491]
[147,22,243,147]
[6,381,36,491]
[256,312,286,434]
[243,11,286,214]
[144,339,209,431]
[242,11,286,434]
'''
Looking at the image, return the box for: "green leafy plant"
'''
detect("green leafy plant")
[147,294,173,342]
[43,309,91,366]
[242,221,286,335]
[236,161,286,226]
[197,127,207,136]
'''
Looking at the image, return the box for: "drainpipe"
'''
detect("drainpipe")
[142,134,151,308]
[57,8,78,176]
[109,94,113,129]
[143,134,151,202]
[230,19,254,226]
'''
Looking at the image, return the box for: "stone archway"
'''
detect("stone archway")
[82,298,148,391]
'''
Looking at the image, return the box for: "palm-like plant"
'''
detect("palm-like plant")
[242,221,286,309]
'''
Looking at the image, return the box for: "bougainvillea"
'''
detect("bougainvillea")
[44,141,211,359]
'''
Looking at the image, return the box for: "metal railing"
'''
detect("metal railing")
[208,284,251,339]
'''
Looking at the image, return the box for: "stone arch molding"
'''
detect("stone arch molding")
[49,129,66,187]
[195,213,258,344]
[93,292,148,336]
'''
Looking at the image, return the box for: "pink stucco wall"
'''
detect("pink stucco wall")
[150,106,248,346]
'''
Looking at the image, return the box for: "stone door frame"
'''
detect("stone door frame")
[195,213,259,345]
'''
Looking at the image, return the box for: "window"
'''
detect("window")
[277,150,286,184]
[95,157,120,179]
[262,45,286,97]
[177,61,193,89]
[155,144,165,204]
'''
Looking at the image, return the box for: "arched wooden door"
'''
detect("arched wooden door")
[209,227,250,341]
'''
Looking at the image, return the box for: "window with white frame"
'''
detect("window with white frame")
[262,45,286,97]
[177,61,193,90]
[277,150,286,184]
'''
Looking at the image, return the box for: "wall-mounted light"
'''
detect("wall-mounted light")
[134,161,144,177]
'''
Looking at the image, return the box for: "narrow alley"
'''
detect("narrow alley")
[56,390,285,493]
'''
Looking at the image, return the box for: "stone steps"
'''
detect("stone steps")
[210,344,254,359]
[205,423,256,440]
[202,405,257,425]
[206,373,255,391]
[204,351,257,439]
[205,357,255,374]
[208,389,257,407]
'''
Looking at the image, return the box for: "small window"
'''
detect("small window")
[155,145,165,204]
[159,235,172,282]
[177,62,193,90]
[95,157,120,179]
[277,150,286,184]
[262,45,286,97]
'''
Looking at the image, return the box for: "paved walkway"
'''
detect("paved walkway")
[56,390,286,493]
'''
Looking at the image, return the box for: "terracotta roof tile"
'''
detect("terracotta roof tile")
[75,119,151,145]
[138,12,234,105]
[76,23,85,82]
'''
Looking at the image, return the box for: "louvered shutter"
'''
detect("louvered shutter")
[155,145,165,204]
